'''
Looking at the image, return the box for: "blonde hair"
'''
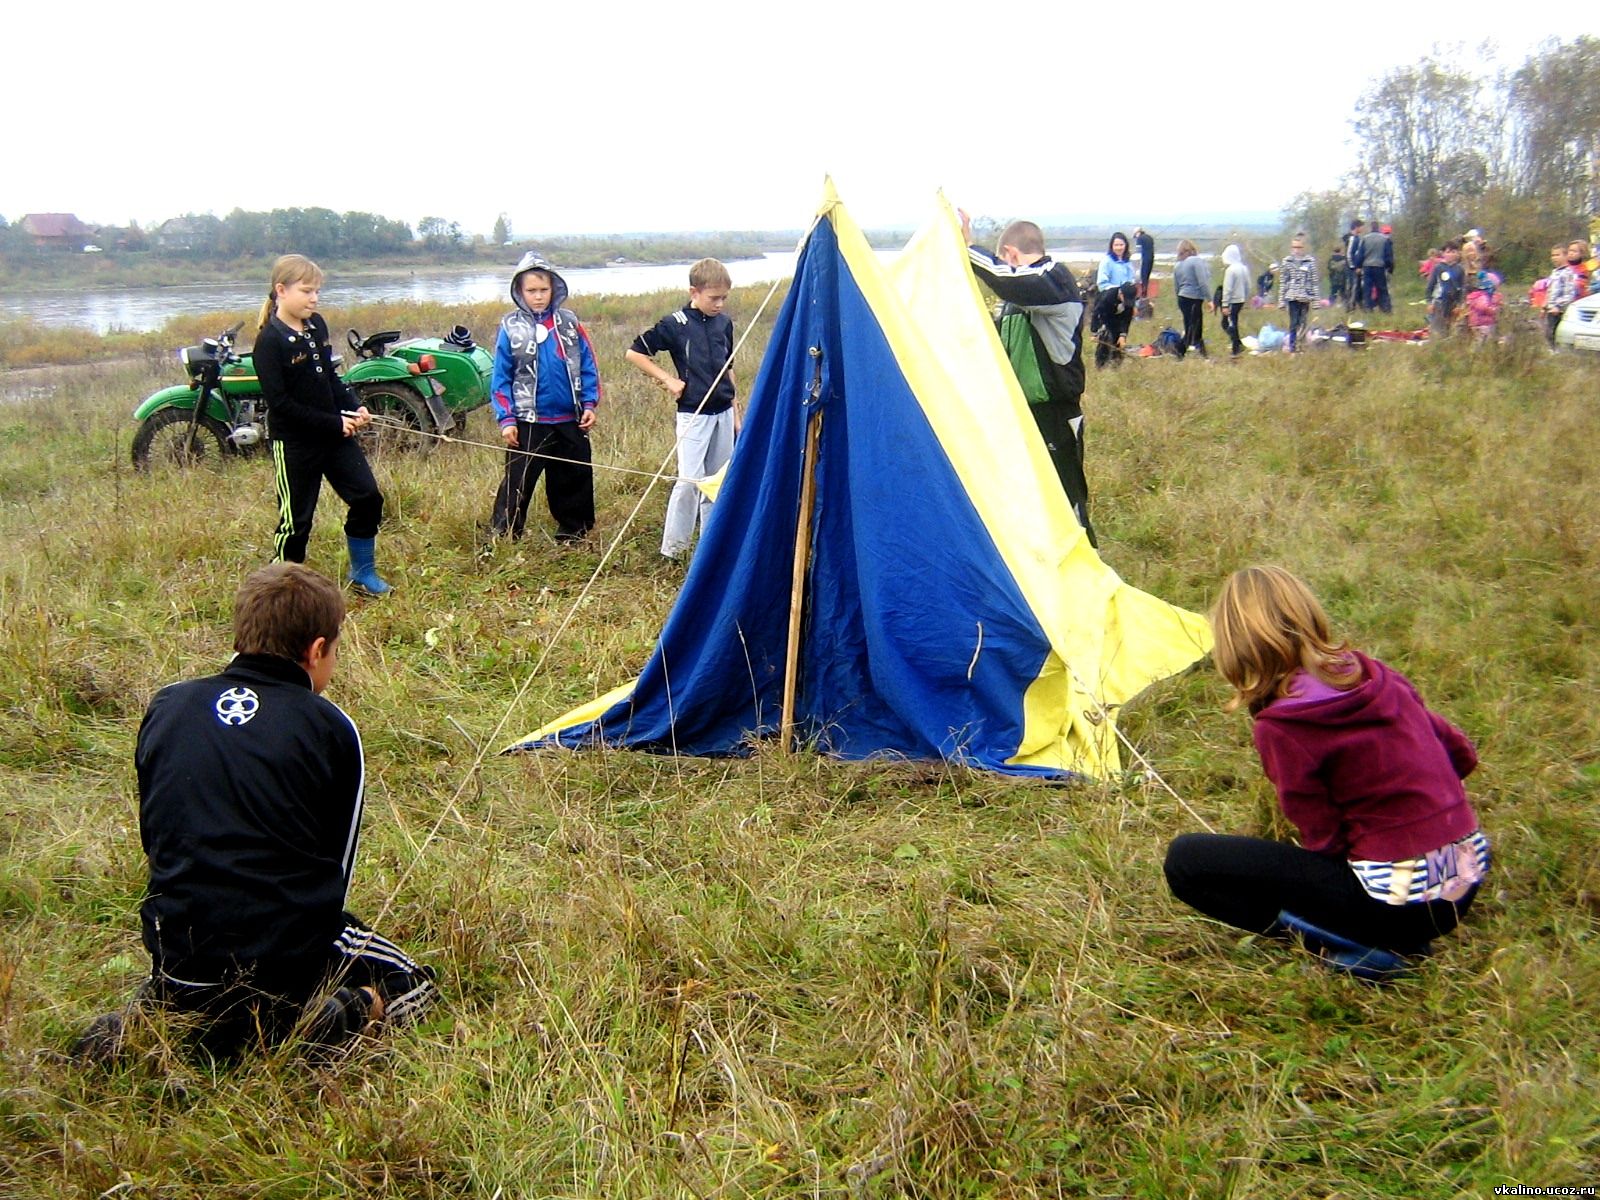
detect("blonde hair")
[1210,566,1361,714]
[1176,239,1199,259]
[689,257,731,290]
[257,254,326,330]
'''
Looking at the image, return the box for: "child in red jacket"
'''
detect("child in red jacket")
[1164,566,1489,978]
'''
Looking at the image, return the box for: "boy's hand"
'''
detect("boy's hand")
[665,377,686,401]
[502,424,519,448]
[958,208,974,245]
[578,408,596,431]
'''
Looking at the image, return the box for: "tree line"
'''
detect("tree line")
[0,206,473,263]
[0,206,801,273]
[1287,36,1599,277]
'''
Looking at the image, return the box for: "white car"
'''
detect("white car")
[1554,292,1600,350]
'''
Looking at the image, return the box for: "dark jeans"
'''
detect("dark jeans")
[1177,296,1207,357]
[491,419,595,539]
[1286,300,1310,349]
[1163,832,1477,952]
[1028,398,1095,547]
[1362,266,1392,313]
[272,437,383,563]
[1221,302,1244,355]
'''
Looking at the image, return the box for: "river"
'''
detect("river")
[1,246,1157,334]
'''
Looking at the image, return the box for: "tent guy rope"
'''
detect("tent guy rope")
[367,219,819,921]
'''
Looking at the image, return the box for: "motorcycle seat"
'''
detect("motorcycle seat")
[351,329,403,358]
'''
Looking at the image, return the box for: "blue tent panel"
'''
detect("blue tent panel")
[540,218,1054,771]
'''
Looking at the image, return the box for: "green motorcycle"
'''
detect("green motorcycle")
[130,322,494,470]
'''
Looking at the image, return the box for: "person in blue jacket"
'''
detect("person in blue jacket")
[1095,232,1138,295]
[487,252,601,541]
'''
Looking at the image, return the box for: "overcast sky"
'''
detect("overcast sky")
[3,1,1572,238]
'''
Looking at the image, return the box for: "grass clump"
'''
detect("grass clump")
[0,290,1596,1197]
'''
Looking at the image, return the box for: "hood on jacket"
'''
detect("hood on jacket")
[1255,651,1396,725]
[1222,244,1243,268]
[510,251,570,316]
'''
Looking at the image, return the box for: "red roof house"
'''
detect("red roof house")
[19,213,96,249]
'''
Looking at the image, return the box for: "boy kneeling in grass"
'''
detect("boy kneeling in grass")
[77,564,437,1061]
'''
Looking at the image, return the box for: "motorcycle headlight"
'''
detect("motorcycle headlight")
[179,343,216,379]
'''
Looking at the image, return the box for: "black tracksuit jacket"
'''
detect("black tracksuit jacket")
[252,313,358,444]
[966,248,1087,418]
[630,306,737,414]
[137,653,365,981]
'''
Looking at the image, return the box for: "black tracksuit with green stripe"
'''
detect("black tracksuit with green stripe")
[253,312,382,562]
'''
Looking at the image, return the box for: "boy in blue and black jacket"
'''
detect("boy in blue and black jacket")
[961,212,1096,548]
[488,252,601,541]
[625,258,738,561]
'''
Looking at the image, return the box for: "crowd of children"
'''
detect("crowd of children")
[77,211,1564,1065]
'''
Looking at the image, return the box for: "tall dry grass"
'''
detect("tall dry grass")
[0,289,1595,1198]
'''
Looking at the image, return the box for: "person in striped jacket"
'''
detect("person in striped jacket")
[1277,233,1320,351]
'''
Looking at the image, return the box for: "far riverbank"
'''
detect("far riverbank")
[2,246,1163,333]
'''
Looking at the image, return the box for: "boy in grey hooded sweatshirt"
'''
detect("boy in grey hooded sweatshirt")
[1220,245,1251,356]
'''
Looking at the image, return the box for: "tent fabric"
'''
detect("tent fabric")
[508,185,1211,779]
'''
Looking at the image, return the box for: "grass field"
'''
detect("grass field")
[0,281,1596,1198]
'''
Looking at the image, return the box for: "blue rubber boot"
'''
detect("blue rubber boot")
[346,536,392,595]
[1274,910,1417,983]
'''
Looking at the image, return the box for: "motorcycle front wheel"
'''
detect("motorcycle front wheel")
[131,408,232,471]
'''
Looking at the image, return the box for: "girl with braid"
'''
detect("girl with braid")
[253,255,391,594]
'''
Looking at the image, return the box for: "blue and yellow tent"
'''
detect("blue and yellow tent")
[508,186,1211,779]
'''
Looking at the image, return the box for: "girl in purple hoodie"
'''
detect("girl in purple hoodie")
[1164,566,1490,976]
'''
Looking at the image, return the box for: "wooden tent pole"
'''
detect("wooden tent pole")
[780,351,825,752]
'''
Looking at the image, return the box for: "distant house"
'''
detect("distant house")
[19,213,95,250]
[155,217,202,251]
[154,215,222,252]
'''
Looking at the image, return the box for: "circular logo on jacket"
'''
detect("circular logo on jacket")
[214,686,260,726]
